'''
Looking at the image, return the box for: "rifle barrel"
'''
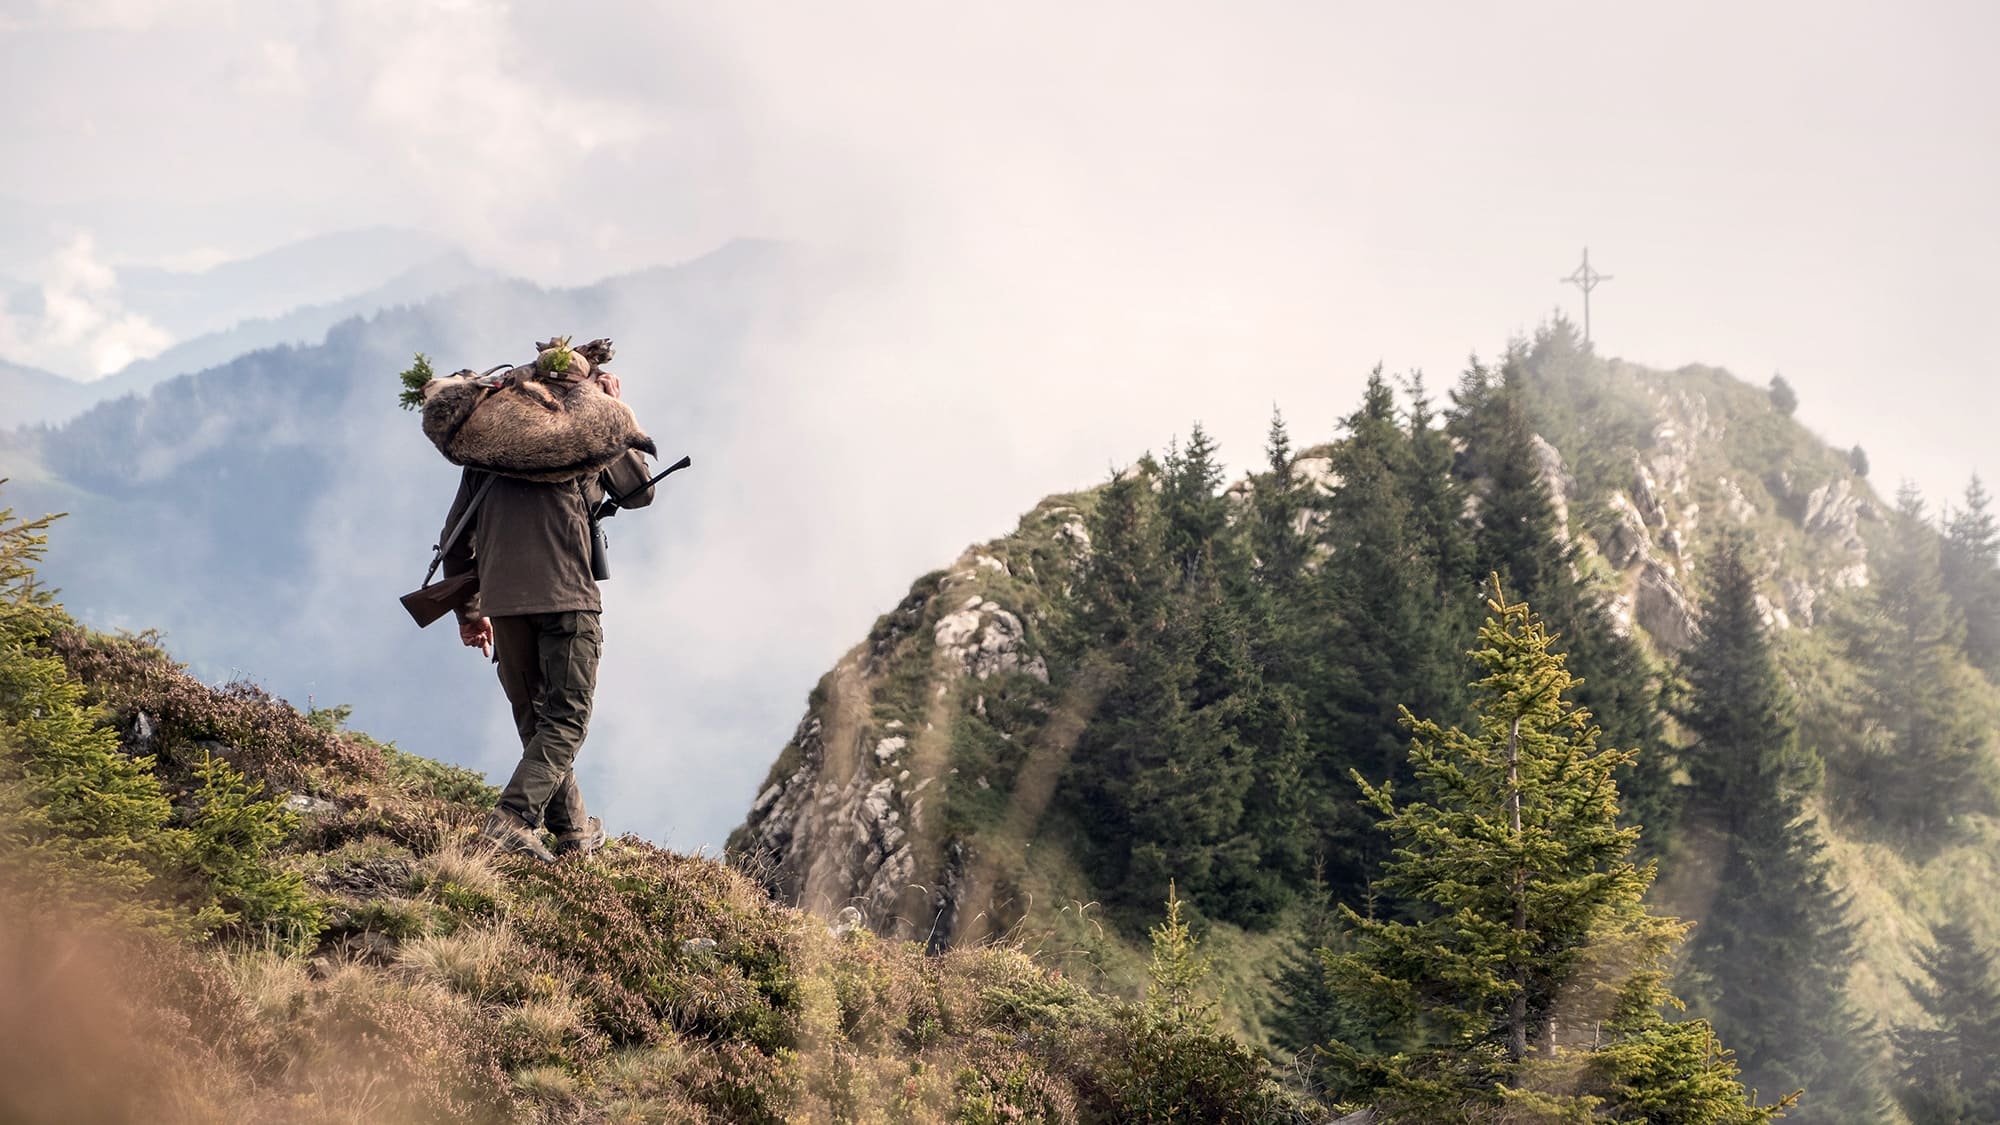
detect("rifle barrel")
[598,453,692,517]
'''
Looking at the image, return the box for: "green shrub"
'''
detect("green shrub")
[178,753,324,951]
[386,744,499,806]
[0,506,187,934]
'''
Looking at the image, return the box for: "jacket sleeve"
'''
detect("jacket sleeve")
[438,468,484,621]
[600,450,656,510]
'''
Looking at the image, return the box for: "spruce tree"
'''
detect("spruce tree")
[1069,466,1170,652]
[1394,375,1481,805]
[1940,476,2000,679]
[1312,370,1443,898]
[1250,407,1313,596]
[1066,460,1286,924]
[1318,373,1421,770]
[1160,424,1229,584]
[1835,484,1992,841]
[0,506,183,933]
[1320,580,1782,1123]
[1893,922,2000,1124]
[1768,373,1799,416]
[1451,361,1677,851]
[1677,537,1887,1122]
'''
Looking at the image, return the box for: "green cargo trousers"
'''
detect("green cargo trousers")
[492,611,602,831]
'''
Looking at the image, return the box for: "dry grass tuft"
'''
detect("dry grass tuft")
[513,1063,580,1103]
[407,839,507,900]
[220,949,315,1022]
[395,927,517,1001]
[501,990,590,1054]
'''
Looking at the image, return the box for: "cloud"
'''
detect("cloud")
[234,38,306,99]
[0,232,171,379]
[315,0,660,276]
[10,0,237,32]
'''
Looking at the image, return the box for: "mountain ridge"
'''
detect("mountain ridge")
[726,335,1996,1099]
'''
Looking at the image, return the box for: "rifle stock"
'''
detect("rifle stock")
[399,573,478,628]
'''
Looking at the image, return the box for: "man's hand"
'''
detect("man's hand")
[459,616,493,658]
[596,372,622,399]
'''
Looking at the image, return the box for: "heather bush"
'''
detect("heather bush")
[512,842,810,1052]
[292,963,512,1120]
[48,626,385,790]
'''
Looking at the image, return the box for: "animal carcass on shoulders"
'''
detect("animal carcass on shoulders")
[420,367,657,483]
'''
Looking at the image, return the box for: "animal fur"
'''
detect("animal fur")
[420,365,657,482]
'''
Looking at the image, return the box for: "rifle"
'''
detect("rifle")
[400,473,498,627]
[590,453,692,581]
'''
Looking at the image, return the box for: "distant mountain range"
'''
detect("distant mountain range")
[104,226,463,341]
[3,228,491,427]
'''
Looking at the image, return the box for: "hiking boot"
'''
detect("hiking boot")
[552,816,604,858]
[479,808,555,863]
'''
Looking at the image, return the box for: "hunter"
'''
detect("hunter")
[439,371,655,861]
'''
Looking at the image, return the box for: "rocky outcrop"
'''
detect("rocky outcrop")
[740,701,930,935]
[1635,561,1700,652]
[1602,492,1651,570]
[1531,435,1577,545]
[935,598,1049,683]
[731,504,1078,946]
[1718,476,1757,524]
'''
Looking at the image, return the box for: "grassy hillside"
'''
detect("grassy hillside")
[0,502,1316,1123]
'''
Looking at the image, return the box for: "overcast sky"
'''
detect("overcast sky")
[4,0,1997,846]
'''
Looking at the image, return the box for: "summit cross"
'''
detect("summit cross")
[1558,248,1613,347]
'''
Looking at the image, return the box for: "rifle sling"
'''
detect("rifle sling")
[422,473,498,587]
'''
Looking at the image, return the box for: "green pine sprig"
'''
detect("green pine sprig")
[397,353,435,411]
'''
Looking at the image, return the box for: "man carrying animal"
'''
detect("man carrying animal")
[437,367,654,862]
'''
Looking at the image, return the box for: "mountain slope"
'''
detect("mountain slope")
[729,335,2000,1076]
[0,358,96,429]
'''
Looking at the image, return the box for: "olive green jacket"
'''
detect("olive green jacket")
[439,451,655,621]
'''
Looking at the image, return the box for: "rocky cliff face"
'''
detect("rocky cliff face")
[728,358,1887,945]
[729,500,1086,947]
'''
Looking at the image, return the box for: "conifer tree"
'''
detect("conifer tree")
[1109,883,1284,1123]
[1835,484,1992,841]
[1119,576,1264,916]
[1066,461,1283,924]
[0,499,317,947]
[1768,373,1799,416]
[1069,467,1170,652]
[1320,580,1782,1123]
[1677,537,1887,1123]
[1269,867,1375,1077]
[1451,361,1678,850]
[0,505,184,932]
[1893,922,2000,1124]
[1397,372,1479,732]
[1251,407,1313,596]
[1160,424,1229,584]
[1313,370,1437,896]
[1940,476,2000,679]
[1318,372,1421,767]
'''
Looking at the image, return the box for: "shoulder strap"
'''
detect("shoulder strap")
[422,473,498,587]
